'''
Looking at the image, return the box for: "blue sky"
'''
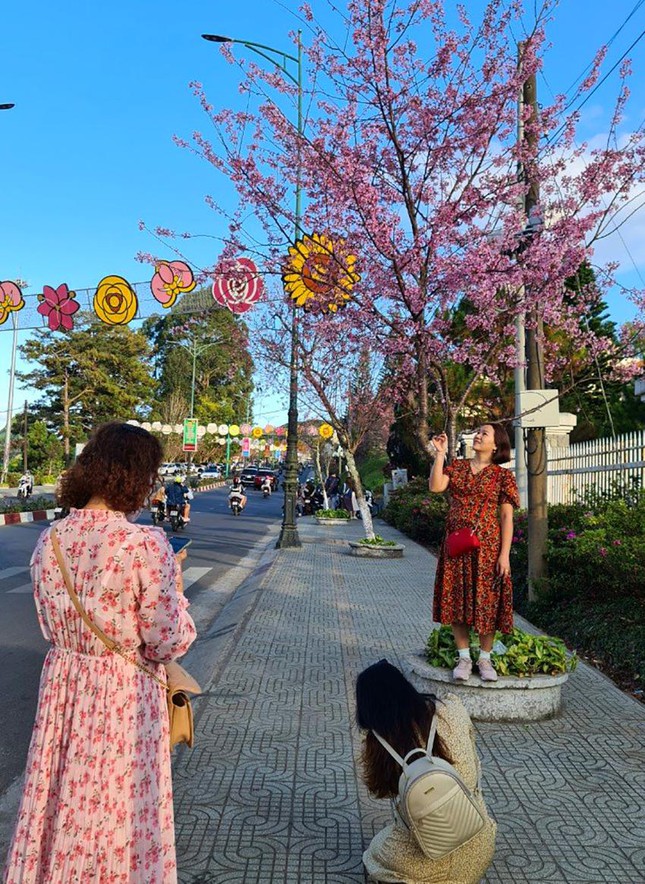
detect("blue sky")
[1,0,645,429]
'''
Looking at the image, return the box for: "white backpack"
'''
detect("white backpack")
[373,715,486,860]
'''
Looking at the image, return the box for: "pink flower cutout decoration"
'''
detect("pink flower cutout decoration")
[212,257,264,314]
[150,261,196,308]
[37,284,80,331]
[0,281,24,326]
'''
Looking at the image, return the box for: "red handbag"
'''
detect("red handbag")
[445,527,480,558]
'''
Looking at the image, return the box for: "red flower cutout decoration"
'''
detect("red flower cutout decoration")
[150,261,196,308]
[212,257,263,314]
[37,284,80,331]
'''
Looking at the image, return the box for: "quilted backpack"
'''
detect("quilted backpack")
[373,715,486,860]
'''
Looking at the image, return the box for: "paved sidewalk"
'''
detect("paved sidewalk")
[173,519,644,884]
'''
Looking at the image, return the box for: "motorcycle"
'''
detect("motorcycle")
[167,503,186,532]
[150,500,165,526]
[302,487,324,516]
[53,506,70,521]
[262,485,271,499]
[17,476,33,499]
[229,493,243,516]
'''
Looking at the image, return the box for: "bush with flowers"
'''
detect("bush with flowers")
[382,477,448,547]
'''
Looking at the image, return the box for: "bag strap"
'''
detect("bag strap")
[472,466,500,533]
[372,715,438,769]
[372,731,406,768]
[50,527,167,691]
[426,715,438,755]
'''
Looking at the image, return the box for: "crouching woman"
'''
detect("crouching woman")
[357,660,496,884]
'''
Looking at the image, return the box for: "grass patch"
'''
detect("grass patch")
[317,509,350,519]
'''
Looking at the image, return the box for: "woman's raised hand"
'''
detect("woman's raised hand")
[432,433,448,455]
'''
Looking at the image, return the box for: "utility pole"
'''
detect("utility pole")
[23,401,28,472]
[514,45,528,510]
[522,58,548,599]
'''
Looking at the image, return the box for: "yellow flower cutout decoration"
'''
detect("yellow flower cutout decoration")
[252,426,264,439]
[94,275,138,325]
[229,424,241,437]
[283,232,360,315]
[319,423,334,439]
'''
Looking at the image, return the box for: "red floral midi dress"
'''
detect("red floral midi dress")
[433,460,520,635]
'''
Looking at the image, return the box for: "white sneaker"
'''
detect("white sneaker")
[452,658,472,681]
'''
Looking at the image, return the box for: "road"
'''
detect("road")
[0,483,283,797]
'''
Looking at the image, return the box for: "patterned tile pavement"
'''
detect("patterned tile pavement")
[173,520,645,884]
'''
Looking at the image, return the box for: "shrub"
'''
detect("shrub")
[359,535,397,546]
[426,625,577,677]
[382,477,448,548]
[0,495,54,514]
[318,508,350,519]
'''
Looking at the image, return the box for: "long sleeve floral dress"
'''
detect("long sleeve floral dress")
[3,508,196,884]
[363,693,496,883]
[433,461,520,635]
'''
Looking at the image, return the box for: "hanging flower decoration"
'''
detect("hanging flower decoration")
[319,423,334,439]
[252,426,263,439]
[275,426,286,437]
[36,283,80,332]
[229,424,241,437]
[0,281,24,325]
[150,260,196,308]
[307,425,318,437]
[212,257,264,314]
[264,424,274,435]
[240,423,252,436]
[283,232,360,315]
[94,275,138,325]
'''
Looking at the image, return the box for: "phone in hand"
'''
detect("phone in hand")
[169,536,192,556]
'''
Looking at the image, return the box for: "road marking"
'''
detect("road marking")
[182,567,212,592]
[0,566,29,581]
[7,583,33,594]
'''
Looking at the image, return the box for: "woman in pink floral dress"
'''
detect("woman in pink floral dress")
[3,422,196,884]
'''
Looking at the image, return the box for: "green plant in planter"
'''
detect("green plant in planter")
[317,509,350,519]
[426,625,577,677]
[359,535,397,546]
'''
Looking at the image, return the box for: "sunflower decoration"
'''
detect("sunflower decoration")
[282,232,360,315]
[94,275,138,325]
[252,426,264,439]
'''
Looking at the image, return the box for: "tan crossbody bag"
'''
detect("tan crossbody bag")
[50,528,200,750]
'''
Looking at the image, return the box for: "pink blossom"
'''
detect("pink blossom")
[36,284,80,331]
[599,547,608,557]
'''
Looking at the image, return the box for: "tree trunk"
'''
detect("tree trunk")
[343,446,376,540]
[447,411,458,462]
[63,371,71,465]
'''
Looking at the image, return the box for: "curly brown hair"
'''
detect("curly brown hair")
[58,422,163,513]
[356,660,451,799]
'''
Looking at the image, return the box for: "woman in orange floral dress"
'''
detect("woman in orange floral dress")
[430,424,519,682]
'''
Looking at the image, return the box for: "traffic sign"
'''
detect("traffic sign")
[182,418,198,452]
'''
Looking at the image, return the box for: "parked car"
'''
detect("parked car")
[240,466,259,486]
[253,469,279,491]
[200,464,222,480]
[159,463,177,477]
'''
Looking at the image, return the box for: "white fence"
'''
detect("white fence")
[509,430,645,505]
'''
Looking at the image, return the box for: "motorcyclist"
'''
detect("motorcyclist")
[18,471,34,498]
[150,483,167,519]
[228,475,247,511]
[166,475,191,523]
[260,474,273,496]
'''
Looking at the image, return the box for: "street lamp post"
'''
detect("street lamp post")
[202,31,303,548]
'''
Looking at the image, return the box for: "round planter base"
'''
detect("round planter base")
[348,541,405,558]
[404,652,568,721]
[315,517,351,526]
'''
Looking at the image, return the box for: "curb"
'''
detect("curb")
[0,482,228,528]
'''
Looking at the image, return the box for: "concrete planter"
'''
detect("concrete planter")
[315,517,351,526]
[348,541,405,559]
[404,652,569,722]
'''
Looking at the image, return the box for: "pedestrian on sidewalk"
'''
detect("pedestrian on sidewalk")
[430,423,519,682]
[3,422,196,884]
[324,471,340,508]
[356,660,496,883]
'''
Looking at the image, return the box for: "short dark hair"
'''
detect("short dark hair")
[355,660,449,799]
[488,422,511,465]
[58,422,163,513]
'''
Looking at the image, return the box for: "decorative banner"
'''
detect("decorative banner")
[319,423,334,439]
[282,232,360,314]
[36,283,80,332]
[0,280,24,326]
[150,260,196,309]
[212,257,264,314]
[183,418,198,452]
[252,426,263,439]
[94,275,138,325]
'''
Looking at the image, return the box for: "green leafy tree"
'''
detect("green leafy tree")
[18,314,156,462]
[143,289,254,426]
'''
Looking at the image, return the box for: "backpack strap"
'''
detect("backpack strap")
[426,715,438,756]
[372,731,405,768]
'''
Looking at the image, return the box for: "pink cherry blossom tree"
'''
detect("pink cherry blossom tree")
[170,0,645,459]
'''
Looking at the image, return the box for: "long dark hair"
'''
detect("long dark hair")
[355,660,450,799]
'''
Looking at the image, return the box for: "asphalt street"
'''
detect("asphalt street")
[0,483,283,797]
